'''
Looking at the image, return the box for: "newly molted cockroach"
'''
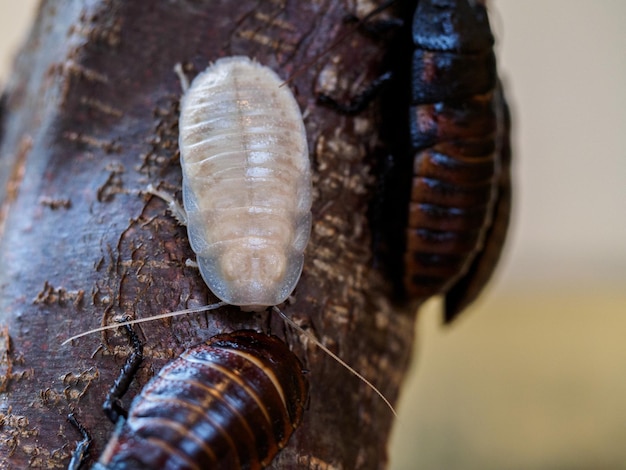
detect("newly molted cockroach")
[64,55,394,416]
[70,329,308,470]
[173,56,312,311]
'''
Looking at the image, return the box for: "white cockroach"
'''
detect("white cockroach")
[176,56,312,310]
[64,57,395,415]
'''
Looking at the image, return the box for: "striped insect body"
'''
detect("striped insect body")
[313,0,510,322]
[397,0,510,321]
[444,86,511,318]
[178,56,312,311]
[93,331,308,470]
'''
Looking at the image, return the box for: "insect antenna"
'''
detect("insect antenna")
[272,306,397,417]
[61,302,228,345]
[62,302,397,416]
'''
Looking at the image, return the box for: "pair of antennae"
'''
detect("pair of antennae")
[62,303,397,416]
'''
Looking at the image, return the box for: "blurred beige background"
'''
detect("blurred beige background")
[1,1,625,469]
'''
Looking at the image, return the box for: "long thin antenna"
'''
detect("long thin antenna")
[273,306,397,417]
[61,302,228,346]
[63,301,398,416]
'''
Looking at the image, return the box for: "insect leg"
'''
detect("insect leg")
[317,71,393,115]
[342,10,403,37]
[144,184,188,225]
[173,63,190,93]
[67,413,91,470]
[102,325,144,424]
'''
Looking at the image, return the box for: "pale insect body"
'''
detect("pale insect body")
[179,56,312,310]
[63,58,395,416]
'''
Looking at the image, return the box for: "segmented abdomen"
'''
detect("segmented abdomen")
[404,0,503,307]
[444,85,512,321]
[95,331,308,470]
[179,57,312,309]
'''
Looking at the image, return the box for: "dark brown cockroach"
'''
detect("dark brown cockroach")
[70,329,308,470]
[320,0,511,322]
[399,0,511,322]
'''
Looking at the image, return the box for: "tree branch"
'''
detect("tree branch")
[0,1,415,468]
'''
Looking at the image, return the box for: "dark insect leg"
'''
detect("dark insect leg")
[370,153,396,269]
[67,413,91,470]
[310,1,403,113]
[342,11,403,37]
[103,324,144,424]
[317,71,393,115]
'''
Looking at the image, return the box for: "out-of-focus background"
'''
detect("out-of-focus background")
[1,1,624,469]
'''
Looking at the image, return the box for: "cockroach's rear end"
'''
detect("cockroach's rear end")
[178,57,312,310]
[94,331,308,470]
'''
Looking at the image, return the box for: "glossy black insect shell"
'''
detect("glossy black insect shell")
[378,0,510,322]
[94,331,308,470]
[412,0,493,53]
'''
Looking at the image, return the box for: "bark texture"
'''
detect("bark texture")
[0,1,417,468]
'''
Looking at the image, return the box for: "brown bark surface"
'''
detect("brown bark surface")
[0,1,417,468]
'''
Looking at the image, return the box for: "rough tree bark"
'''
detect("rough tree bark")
[0,0,418,468]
